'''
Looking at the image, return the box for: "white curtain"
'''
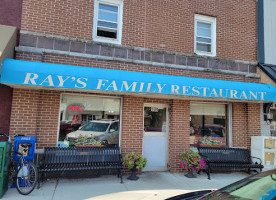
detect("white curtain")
[190,103,225,116]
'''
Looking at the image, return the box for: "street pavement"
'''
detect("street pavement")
[2,171,248,200]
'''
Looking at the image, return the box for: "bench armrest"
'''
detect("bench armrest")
[251,156,262,165]
[119,154,123,164]
[37,154,46,169]
[199,153,209,161]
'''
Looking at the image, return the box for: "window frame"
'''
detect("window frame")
[93,0,123,44]
[189,102,232,148]
[57,93,123,147]
[194,14,216,57]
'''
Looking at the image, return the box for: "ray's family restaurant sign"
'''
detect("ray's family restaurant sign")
[1,59,276,102]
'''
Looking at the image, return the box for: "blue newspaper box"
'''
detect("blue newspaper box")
[13,136,36,162]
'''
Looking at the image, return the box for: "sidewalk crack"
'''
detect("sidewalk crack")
[51,178,59,200]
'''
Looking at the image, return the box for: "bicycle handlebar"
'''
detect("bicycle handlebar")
[0,133,25,142]
[0,133,10,142]
[12,150,23,157]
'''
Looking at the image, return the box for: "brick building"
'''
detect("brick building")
[1,0,276,172]
[0,0,22,138]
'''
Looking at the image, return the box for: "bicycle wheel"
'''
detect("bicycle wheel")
[16,162,38,195]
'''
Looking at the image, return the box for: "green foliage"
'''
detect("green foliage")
[199,136,222,145]
[123,152,147,170]
[69,141,76,147]
[73,135,102,146]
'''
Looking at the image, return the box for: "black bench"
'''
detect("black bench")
[38,147,123,187]
[198,147,263,180]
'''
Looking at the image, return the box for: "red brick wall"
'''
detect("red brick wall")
[0,0,22,29]
[36,90,60,148]
[15,52,260,84]
[0,0,22,44]
[232,102,261,149]
[21,0,257,61]
[123,0,257,61]
[0,85,13,140]
[121,96,144,155]
[21,0,93,40]
[16,52,42,62]
[246,103,261,148]
[10,89,60,148]
[10,89,40,137]
[169,100,190,172]
[232,103,248,147]
[193,0,257,61]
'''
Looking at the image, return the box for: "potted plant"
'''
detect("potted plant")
[122,152,147,180]
[179,149,206,178]
[198,136,222,147]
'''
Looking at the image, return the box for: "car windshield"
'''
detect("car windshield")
[80,122,109,132]
[200,170,276,200]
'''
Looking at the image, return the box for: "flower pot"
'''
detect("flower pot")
[198,144,222,148]
[75,145,104,148]
[185,170,196,178]
[127,167,139,180]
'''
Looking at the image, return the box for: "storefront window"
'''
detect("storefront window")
[58,95,120,147]
[144,107,167,132]
[270,106,276,136]
[190,103,227,147]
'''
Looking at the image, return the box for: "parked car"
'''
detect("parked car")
[60,120,73,133]
[59,120,82,141]
[196,124,225,137]
[60,120,82,134]
[65,120,119,145]
[165,169,276,200]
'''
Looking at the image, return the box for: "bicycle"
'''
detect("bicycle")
[0,133,38,195]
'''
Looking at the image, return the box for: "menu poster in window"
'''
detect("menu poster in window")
[265,139,275,149]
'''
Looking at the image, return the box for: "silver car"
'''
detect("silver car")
[65,120,119,145]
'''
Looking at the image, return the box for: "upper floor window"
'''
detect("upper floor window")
[93,0,123,44]
[194,14,216,57]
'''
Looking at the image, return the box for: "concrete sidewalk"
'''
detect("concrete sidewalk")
[2,172,248,200]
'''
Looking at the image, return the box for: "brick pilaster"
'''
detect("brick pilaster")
[121,96,144,156]
[169,99,190,172]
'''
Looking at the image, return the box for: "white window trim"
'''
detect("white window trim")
[190,102,232,147]
[227,103,233,147]
[194,14,216,57]
[93,0,123,44]
[57,93,123,148]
